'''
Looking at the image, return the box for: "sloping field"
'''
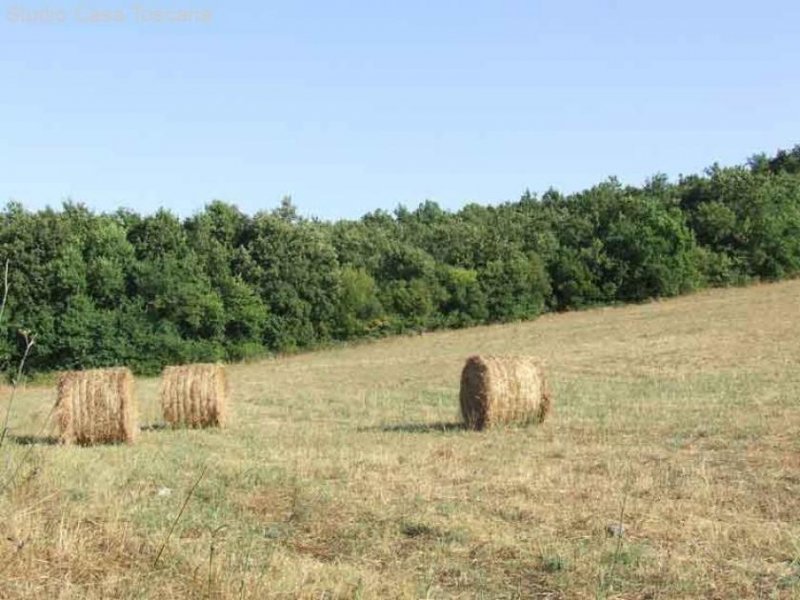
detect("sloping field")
[1,281,799,598]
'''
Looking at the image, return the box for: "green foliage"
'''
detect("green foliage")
[334,267,384,338]
[435,265,487,327]
[2,145,800,373]
[549,246,602,310]
[381,279,435,330]
[603,195,699,300]
[680,162,800,280]
[480,252,551,322]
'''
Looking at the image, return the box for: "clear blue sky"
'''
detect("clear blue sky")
[1,1,798,220]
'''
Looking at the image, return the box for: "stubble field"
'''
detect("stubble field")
[1,280,799,599]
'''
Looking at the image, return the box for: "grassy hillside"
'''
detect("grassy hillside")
[1,280,799,598]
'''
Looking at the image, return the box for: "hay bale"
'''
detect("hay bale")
[160,363,228,428]
[459,355,551,430]
[55,367,138,445]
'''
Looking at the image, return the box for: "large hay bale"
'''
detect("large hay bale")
[55,368,138,445]
[459,355,551,430]
[160,363,228,428]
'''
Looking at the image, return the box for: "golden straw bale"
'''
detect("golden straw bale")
[160,363,228,428]
[55,367,138,445]
[459,355,551,430]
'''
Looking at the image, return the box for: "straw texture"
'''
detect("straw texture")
[459,355,551,430]
[56,367,138,445]
[160,363,228,428]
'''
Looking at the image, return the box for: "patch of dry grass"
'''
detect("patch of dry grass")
[1,281,799,598]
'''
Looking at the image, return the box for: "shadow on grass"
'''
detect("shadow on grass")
[9,434,60,446]
[361,421,467,434]
[141,423,225,433]
[140,423,169,432]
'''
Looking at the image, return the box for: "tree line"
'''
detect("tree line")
[2,145,799,374]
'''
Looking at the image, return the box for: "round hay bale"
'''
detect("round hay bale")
[55,367,138,445]
[160,363,228,429]
[459,355,551,430]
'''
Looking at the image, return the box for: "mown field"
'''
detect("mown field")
[1,280,799,599]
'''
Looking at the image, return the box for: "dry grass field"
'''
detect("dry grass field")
[1,280,799,599]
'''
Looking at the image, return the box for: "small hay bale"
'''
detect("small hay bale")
[160,363,228,429]
[459,355,551,430]
[55,367,138,445]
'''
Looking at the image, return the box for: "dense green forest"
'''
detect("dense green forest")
[2,146,799,374]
